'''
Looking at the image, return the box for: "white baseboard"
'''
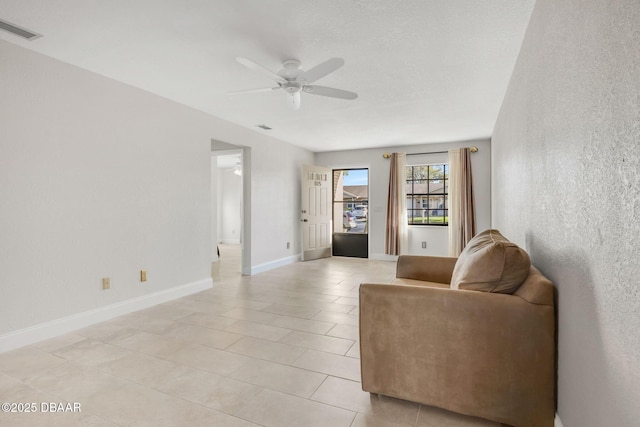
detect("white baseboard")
[0,278,212,353]
[555,413,564,427]
[251,254,301,275]
[369,253,399,262]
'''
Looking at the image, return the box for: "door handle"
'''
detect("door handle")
[301,219,308,222]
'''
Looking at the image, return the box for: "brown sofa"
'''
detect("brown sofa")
[359,230,555,427]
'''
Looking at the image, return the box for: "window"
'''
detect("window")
[406,164,448,225]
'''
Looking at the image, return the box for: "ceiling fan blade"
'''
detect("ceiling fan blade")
[302,58,345,83]
[286,92,301,110]
[236,57,287,84]
[303,85,358,100]
[227,87,280,95]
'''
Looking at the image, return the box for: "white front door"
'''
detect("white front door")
[301,165,332,261]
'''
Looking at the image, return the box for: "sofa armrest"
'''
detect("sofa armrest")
[359,283,555,427]
[396,255,458,284]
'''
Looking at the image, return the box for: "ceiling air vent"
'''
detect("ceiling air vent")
[256,124,272,130]
[0,19,42,41]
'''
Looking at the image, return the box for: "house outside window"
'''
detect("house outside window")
[406,164,448,225]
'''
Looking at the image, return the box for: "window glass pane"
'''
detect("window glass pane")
[409,209,425,224]
[414,180,428,194]
[413,166,429,180]
[407,209,414,224]
[430,195,445,209]
[429,165,445,180]
[406,166,413,180]
[427,210,447,225]
[406,196,418,212]
[407,210,415,224]
[429,180,445,194]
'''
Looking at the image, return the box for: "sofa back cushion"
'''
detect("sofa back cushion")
[450,229,531,294]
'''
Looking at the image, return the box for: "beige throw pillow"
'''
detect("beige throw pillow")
[450,229,531,294]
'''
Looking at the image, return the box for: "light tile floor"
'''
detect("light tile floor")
[0,244,500,426]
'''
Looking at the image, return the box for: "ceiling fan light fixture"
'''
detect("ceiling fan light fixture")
[286,92,301,110]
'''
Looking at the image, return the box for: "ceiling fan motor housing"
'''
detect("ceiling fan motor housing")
[279,59,302,79]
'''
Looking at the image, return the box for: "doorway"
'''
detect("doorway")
[332,168,369,258]
[211,139,252,276]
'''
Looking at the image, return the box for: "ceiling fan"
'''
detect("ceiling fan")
[231,57,358,110]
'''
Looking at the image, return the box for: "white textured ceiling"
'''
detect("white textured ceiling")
[0,0,534,152]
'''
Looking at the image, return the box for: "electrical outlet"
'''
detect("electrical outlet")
[140,270,147,282]
[102,277,110,290]
[421,241,427,249]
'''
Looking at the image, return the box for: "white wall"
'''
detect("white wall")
[250,145,312,272]
[220,169,242,244]
[0,39,313,349]
[210,156,219,262]
[217,167,222,244]
[314,139,491,259]
[492,0,640,425]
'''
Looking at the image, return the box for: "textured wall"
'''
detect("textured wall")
[492,0,640,425]
[220,168,243,243]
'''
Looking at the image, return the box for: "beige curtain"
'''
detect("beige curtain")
[385,153,408,255]
[448,148,476,256]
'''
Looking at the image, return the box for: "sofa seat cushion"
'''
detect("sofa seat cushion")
[391,278,450,289]
[451,229,531,294]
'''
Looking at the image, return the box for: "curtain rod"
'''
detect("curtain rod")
[382,146,478,159]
